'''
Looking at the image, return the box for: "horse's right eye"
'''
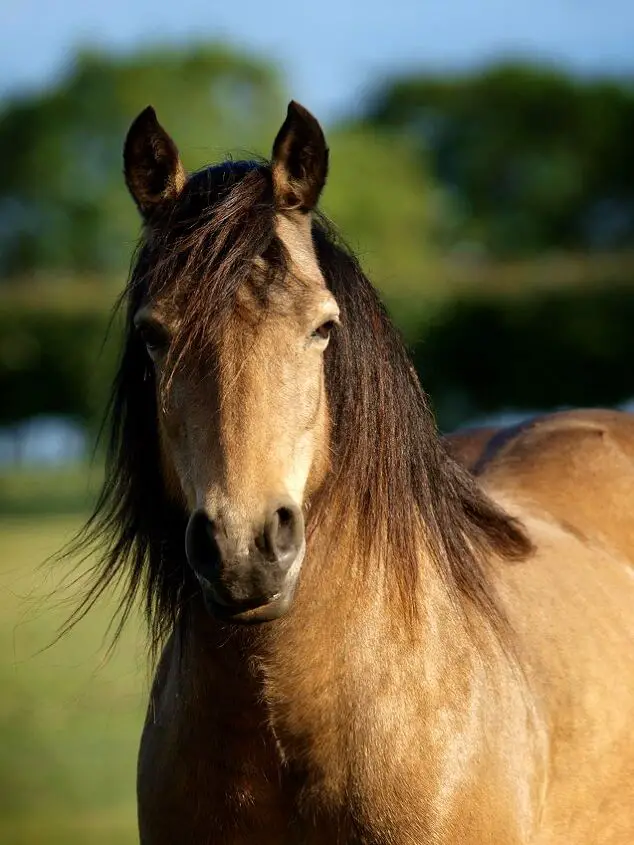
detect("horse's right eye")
[137,322,169,359]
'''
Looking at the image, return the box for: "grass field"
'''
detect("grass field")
[0,475,147,844]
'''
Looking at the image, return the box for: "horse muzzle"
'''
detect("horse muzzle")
[185,504,305,624]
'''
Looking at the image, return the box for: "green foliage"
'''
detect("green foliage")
[366,62,634,255]
[0,41,444,301]
[416,279,634,430]
[0,304,117,427]
[323,128,436,292]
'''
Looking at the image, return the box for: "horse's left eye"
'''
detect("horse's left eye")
[312,320,336,342]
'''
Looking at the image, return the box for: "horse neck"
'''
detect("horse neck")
[261,510,504,780]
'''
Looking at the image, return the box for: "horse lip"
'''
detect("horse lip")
[194,540,305,623]
[203,591,289,624]
[198,582,287,624]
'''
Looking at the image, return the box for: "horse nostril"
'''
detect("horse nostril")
[264,503,304,564]
[185,509,221,580]
[277,507,294,546]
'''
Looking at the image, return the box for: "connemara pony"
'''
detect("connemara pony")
[75,101,634,844]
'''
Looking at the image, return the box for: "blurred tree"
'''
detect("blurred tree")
[365,63,634,255]
[415,283,634,431]
[323,127,437,295]
[0,44,284,276]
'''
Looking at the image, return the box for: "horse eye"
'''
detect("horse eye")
[137,322,169,357]
[312,320,336,342]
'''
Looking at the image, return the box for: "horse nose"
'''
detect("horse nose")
[260,503,304,572]
[185,504,305,620]
[185,503,305,582]
[185,509,221,583]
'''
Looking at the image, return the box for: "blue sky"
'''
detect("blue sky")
[3,0,634,119]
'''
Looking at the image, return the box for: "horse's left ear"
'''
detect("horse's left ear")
[124,106,187,221]
[271,101,329,213]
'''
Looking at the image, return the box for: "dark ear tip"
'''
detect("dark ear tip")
[287,100,318,127]
[139,104,157,121]
[124,107,163,169]
[126,106,159,143]
[135,105,158,128]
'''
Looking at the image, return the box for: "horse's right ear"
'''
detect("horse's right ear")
[123,106,187,220]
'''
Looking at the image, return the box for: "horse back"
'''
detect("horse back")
[447,409,634,563]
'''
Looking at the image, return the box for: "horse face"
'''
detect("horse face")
[137,263,338,623]
[125,103,336,623]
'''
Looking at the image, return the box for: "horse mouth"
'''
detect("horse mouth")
[201,587,291,624]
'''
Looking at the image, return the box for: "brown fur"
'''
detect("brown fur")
[70,104,634,843]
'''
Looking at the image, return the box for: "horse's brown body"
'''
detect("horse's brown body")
[85,99,634,844]
[138,409,634,844]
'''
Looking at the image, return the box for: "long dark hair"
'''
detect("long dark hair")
[65,160,531,651]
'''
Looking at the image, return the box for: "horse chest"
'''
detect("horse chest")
[136,627,534,844]
[137,699,293,844]
[137,685,365,844]
[136,646,345,844]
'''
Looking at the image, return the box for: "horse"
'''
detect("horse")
[74,101,634,843]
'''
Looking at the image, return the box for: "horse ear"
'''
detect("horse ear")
[123,106,187,220]
[271,101,329,213]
